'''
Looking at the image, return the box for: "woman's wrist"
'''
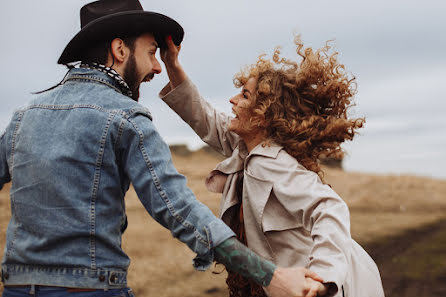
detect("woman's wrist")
[165,61,187,89]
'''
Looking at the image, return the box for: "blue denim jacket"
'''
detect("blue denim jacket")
[0,68,234,289]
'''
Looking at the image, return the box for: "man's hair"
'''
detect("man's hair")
[34,35,142,95]
[80,35,139,65]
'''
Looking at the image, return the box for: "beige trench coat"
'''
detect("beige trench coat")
[160,79,384,297]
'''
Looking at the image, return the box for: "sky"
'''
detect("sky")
[1,0,445,179]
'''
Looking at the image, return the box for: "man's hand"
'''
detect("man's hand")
[160,36,187,89]
[264,267,326,297]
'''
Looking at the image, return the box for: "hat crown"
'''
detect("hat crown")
[59,0,184,64]
[80,0,143,28]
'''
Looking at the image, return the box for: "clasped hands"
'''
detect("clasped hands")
[265,267,328,297]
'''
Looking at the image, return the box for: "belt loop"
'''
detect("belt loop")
[29,284,36,296]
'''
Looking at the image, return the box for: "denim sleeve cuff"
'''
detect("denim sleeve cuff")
[193,219,235,271]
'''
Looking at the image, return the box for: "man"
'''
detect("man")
[0,1,325,296]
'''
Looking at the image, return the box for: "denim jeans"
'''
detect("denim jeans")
[2,286,135,297]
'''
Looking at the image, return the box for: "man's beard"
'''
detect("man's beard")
[123,54,141,101]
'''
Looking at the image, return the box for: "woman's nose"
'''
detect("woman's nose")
[229,95,237,105]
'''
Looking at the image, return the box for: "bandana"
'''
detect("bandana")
[80,62,133,98]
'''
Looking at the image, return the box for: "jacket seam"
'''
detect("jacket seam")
[128,107,153,121]
[2,263,127,274]
[89,111,117,269]
[115,118,126,149]
[6,111,24,259]
[126,117,208,246]
[64,75,124,95]
[2,264,128,287]
[18,104,152,124]
[22,104,113,113]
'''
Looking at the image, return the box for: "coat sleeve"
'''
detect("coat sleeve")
[159,79,240,157]
[119,110,235,270]
[248,154,350,292]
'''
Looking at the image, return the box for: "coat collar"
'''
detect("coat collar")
[248,141,283,159]
[209,141,283,177]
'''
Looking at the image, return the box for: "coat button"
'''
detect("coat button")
[3,273,9,280]
[110,273,116,282]
[99,275,105,282]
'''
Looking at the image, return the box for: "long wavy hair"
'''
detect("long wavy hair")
[234,36,364,178]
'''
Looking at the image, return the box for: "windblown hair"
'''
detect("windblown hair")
[234,36,364,178]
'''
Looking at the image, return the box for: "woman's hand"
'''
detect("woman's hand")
[160,35,181,68]
[264,267,325,297]
[305,277,328,297]
[160,36,187,89]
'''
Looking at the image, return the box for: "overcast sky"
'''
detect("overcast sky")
[1,0,445,179]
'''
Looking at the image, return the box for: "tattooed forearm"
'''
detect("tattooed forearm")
[214,237,276,287]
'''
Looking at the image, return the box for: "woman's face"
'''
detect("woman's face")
[228,77,258,136]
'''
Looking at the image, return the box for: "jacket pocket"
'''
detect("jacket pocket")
[262,193,303,232]
[262,192,311,267]
[243,172,273,225]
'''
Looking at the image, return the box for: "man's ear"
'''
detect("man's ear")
[110,38,129,64]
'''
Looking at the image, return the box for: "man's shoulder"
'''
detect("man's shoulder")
[83,87,153,121]
[26,86,152,120]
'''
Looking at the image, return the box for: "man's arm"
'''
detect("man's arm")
[214,237,275,286]
[120,110,235,270]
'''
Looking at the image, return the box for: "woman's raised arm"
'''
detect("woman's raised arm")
[159,36,240,157]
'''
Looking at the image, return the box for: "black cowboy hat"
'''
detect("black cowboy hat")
[58,0,184,65]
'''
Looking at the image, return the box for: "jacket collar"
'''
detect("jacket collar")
[248,141,283,159]
[212,141,283,176]
[63,68,131,97]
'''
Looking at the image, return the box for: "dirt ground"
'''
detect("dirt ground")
[365,218,446,297]
[0,148,445,297]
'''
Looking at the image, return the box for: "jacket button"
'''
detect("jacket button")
[99,275,105,282]
[110,273,116,282]
[3,273,9,280]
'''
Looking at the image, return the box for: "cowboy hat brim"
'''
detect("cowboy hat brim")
[58,10,184,65]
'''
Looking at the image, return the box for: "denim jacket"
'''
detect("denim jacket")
[0,68,234,289]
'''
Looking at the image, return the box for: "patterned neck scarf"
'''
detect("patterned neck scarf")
[79,62,133,98]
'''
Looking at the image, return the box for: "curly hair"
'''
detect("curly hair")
[234,36,364,178]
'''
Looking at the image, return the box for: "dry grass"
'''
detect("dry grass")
[0,150,445,296]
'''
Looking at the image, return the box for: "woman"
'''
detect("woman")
[160,36,384,297]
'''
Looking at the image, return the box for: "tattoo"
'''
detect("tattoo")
[214,237,276,287]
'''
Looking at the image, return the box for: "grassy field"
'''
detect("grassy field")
[0,148,445,296]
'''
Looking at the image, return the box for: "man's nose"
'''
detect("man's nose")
[153,58,162,74]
